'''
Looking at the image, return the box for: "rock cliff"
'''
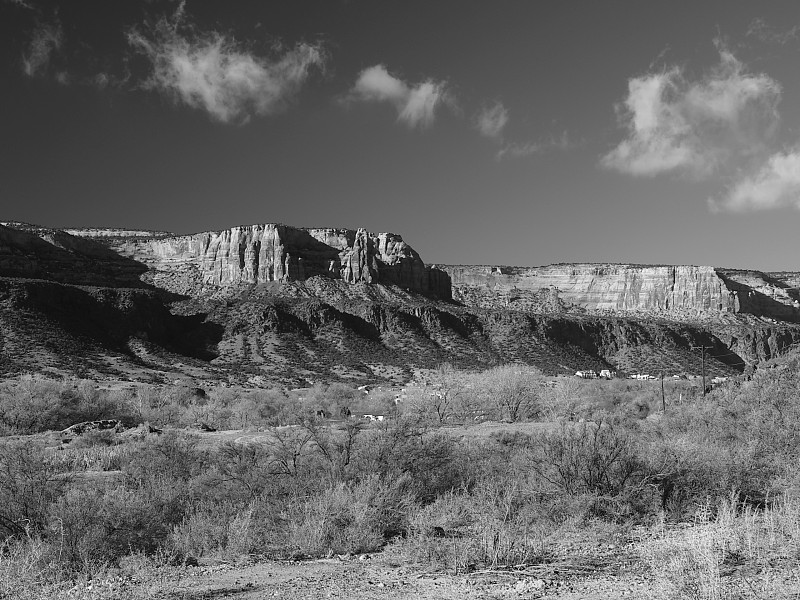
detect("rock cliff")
[78,224,451,299]
[3,220,800,385]
[441,263,800,321]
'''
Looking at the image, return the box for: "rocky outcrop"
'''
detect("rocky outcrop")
[84,224,451,299]
[62,419,123,438]
[442,263,800,321]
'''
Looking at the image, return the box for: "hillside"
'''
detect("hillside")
[1,221,799,386]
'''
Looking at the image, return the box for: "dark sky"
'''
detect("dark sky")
[2,0,800,269]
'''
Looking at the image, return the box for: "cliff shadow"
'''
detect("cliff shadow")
[284,230,345,278]
[165,313,225,361]
[717,272,800,323]
[0,278,225,362]
[0,224,153,288]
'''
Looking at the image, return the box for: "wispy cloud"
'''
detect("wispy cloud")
[127,7,325,124]
[348,64,450,129]
[746,18,800,46]
[497,131,576,160]
[22,17,63,77]
[602,46,781,177]
[476,101,508,138]
[4,0,34,9]
[712,149,800,211]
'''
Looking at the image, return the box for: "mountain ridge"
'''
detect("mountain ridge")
[2,220,799,386]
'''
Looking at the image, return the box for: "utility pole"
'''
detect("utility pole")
[691,345,713,396]
[660,373,665,412]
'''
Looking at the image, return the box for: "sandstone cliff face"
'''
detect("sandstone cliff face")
[87,224,451,299]
[441,263,800,321]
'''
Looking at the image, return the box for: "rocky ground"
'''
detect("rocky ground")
[86,553,656,600]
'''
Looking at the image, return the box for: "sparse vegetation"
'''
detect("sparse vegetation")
[1,359,800,597]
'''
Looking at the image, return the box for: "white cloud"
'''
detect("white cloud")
[712,149,800,211]
[349,65,449,129]
[476,102,508,138]
[22,19,63,77]
[602,49,781,177]
[128,15,324,124]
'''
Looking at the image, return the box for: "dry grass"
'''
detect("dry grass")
[639,494,800,599]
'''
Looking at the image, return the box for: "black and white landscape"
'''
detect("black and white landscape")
[2,2,800,598]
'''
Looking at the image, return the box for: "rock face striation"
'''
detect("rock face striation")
[441,263,800,321]
[74,224,451,299]
[3,219,800,384]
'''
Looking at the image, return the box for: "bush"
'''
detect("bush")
[350,417,469,501]
[0,440,69,540]
[285,476,415,556]
[531,421,648,499]
[170,501,259,560]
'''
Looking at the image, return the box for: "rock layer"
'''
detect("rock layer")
[441,263,800,321]
[92,224,451,299]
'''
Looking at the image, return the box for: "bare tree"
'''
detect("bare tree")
[427,363,465,424]
[482,365,542,422]
[299,416,364,481]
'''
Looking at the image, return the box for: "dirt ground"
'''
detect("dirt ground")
[132,554,656,600]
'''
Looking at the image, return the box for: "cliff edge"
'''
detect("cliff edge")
[440,263,800,321]
[67,223,452,300]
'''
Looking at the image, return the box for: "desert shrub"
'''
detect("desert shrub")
[298,419,365,483]
[0,535,70,596]
[169,500,262,560]
[531,422,647,506]
[0,439,69,540]
[47,476,190,572]
[640,494,800,600]
[285,475,415,556]
[121,431,207,484]
[46,487,108,573]
[646,367,800,518]
[391,476,554,573]
[350,417,469,501]
[206,439,309,502]
[249,388,295,426]
[0,376,75,433]
[0,377,139,435]
[644,431,779,520]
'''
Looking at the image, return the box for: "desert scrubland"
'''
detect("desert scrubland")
[2,360,800,599]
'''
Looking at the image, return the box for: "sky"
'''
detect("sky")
[2,1,800,270]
